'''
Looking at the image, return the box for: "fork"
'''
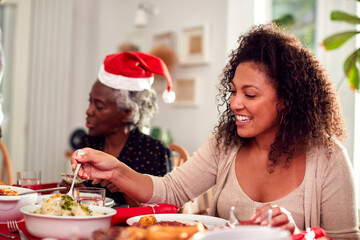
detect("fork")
[7,220,28,240]
[227,206,239,228]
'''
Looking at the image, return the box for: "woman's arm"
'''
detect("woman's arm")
[71,147,154,203]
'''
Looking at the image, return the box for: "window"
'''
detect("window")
[272,0,317,53]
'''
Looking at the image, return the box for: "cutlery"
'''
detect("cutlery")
[18,187,67,195]
[66,150,84,198]
[227,206,239,228]
[7,220,28,240]
[0,232,17,239]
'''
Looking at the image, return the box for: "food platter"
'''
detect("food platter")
[0,185,37,223]
[127,213,228,229]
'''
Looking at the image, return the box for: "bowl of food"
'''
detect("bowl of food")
[21,194,116,239]
[0,185,37,223]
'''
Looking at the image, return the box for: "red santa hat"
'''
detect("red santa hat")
[98,51,175,103]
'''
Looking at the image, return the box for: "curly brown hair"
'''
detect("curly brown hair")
[214,23,346,171]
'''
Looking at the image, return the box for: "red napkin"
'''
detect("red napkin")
[292,227,329,240]
[111,203,179,226]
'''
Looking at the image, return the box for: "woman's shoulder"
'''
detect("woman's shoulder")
[307,139,352,172]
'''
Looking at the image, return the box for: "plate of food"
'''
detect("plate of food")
[127,213,228,229]
[94,214,222,240]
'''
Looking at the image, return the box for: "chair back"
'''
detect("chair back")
[0,140,14,185]
[167,143,212,215]
[168,143,190,167]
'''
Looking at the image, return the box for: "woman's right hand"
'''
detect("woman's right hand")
[71,148,122,184]
[71,147,154,203]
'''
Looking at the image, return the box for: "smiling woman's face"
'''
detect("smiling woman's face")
[230,61,282,140]
[85,80,126,136]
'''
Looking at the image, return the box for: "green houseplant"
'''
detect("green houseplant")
[321,0,360,91]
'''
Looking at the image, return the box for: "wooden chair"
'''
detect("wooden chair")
[168,143,213,215]
[0,140,14,185]
[168,143,190,167]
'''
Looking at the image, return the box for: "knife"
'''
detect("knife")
[0,232,17,239]
[18,186,67,195]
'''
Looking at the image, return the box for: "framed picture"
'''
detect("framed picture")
[179,24,210,65]
[153,32,175,49]
[174,78,197,106]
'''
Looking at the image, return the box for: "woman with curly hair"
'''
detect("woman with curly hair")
[70,24,359,238]
[65,52,174,206]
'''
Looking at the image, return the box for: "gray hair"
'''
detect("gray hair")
[112,89,158,130]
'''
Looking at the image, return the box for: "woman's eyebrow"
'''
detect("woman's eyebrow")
[242,84,260,91]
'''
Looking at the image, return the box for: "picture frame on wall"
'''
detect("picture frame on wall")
[179,24,210,66]
[153,31,175,49]
[174,78,197,106]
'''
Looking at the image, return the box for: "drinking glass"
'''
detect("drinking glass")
[16,170,41,189]
[74,187,106,206]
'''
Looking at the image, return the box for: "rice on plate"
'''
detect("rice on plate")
[33,194,104,216]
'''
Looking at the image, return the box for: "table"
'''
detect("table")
[0,221,39,240]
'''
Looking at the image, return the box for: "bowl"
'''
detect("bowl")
[0,185,37,223]
[190,226,290,240]
[21,204,117,239]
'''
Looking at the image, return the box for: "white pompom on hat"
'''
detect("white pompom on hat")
[98,51,175,103]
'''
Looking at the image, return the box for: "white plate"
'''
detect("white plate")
[105,197,114,207]
[190,226,290,240]
[126,213,228,229]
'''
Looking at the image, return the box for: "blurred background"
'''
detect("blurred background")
[0,0,358,197]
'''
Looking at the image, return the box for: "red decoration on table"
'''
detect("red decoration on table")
[111,203,179,226]
[291,227,329,240]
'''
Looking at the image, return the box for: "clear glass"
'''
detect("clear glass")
[16,170,41,187]
[74,187,106,206]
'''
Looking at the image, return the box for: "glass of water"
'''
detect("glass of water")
[74,187,106,206]
[16,170,41,189]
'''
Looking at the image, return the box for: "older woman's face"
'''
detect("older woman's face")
[230,62,282,140]
[85,80,125,136]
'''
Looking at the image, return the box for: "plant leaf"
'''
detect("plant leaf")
[321,31,360,50]
[273,14,296,27]
[331,11,360,24]
[343,49,360,91]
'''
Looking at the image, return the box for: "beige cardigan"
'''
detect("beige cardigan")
[148,135,359,240]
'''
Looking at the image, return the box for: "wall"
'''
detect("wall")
[68,0,239,156]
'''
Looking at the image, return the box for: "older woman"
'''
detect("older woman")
[76,52,174,206]
[71,24,359,239]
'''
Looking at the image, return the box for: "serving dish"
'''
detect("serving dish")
[126,213,228,229]
[0,185,37,223]
[21,204,116,239]
[190,225,290,240]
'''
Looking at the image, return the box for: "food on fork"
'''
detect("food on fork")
[0,188,19,196]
